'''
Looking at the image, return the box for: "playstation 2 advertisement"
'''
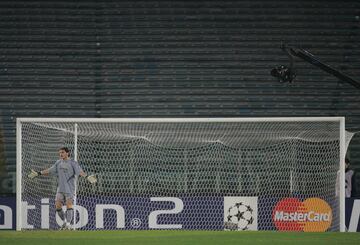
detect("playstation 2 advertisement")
[1,196,359,231]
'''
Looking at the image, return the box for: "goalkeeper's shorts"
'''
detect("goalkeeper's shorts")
[55,192,74,204]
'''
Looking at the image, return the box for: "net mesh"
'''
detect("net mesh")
[20,119,343,231]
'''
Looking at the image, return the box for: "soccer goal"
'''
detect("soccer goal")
[17,117,347,232]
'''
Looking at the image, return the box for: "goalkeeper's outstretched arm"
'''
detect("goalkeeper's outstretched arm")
[79,170,97,184]
[27,168,51,179]
[28,166,97,184]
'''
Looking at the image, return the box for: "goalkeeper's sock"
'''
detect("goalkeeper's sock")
[66,208,74,224]
[56,208,65,221]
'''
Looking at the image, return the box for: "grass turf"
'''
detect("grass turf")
[1,230,360,245]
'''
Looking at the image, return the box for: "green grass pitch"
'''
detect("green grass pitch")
[1,230,360,245]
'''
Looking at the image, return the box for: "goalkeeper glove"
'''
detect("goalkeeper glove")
[28,169,41,179]
[86,174,97,184]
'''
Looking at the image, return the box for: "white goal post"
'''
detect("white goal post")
[16,117,346,232]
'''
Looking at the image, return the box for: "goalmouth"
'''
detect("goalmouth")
[16,117,346,232]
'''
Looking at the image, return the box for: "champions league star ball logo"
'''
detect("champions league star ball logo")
[223,197,258,231]
[224,201,256,231]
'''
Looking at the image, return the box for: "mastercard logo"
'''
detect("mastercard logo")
[272,197,332,232]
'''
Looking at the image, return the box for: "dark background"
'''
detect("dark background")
[0,0,359,196]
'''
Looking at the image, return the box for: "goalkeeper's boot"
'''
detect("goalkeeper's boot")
[64,223,72,230]
[59,222,67,230]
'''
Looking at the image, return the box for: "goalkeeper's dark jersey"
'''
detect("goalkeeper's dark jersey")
[48,159,82,195]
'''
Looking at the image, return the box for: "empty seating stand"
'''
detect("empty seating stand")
[0,0,360,196]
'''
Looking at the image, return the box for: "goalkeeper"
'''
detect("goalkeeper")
[28,147,97,230]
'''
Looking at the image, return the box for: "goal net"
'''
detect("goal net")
[17,118,347,231]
